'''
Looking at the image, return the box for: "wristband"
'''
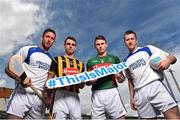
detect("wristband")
[20,72,27,81]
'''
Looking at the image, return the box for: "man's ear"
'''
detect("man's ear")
[136,39,138,46]
[105,42,108,49]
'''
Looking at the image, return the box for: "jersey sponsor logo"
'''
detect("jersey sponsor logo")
[91,63,111,70]
[129,58,146,70]
[63,68,79,75]
[46,62,129,89]
[36,60,50,70]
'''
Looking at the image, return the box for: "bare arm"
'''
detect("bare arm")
[6,55,45,101]
[5,55,32,87]
[5,55,22,80]
[128,78,136,111]
[5,66,20,81]
[86,79,97,86]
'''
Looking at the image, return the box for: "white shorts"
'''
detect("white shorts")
[6,86,45,119]
[52,90,81,119]
[91,88,126,119]
[134,80,177,118]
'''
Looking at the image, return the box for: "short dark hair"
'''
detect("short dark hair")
[42,28,56,38]
[94,35,107,45]
[123,30,137,40]
[64,36,77,45]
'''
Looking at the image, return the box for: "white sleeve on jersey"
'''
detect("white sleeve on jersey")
[147,45,169,56]
[16,46,37,62]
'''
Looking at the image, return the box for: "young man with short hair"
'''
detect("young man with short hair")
[47,36,85,119]
[86,35,126,120]
[6,28,56,119]
[123,30,180,119]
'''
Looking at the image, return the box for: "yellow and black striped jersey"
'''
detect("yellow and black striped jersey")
[49,55,84,93]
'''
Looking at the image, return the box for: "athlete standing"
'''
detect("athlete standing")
[6,28,56,119]
[86,35,126,120]
[47,36,85,119]
[123,30,180,119]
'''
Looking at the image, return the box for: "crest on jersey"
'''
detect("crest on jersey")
[100,59,104,63]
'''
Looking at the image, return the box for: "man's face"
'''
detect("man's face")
[64,39,76,55]
[41,32,56,51]
[124,33,137,52]
[95,39,108,55]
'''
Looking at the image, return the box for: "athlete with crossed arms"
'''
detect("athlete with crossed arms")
[46,36,85,119]
[123,30,180,119]
[6,28,56,119]
[86,35,126,120]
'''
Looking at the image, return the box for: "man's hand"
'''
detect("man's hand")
[86,79,97,86]
[78,82,85,89]
[21,78,32,87]
[115,72,125,83]
[130,96,137,111]
[157,54,177,71]
[157,59,171,71]
[43,89,55,110]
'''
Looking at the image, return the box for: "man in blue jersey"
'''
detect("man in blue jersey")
[123,30,180,119]
[6,28,56,119]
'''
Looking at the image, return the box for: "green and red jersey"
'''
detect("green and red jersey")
[86,54,120,90]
